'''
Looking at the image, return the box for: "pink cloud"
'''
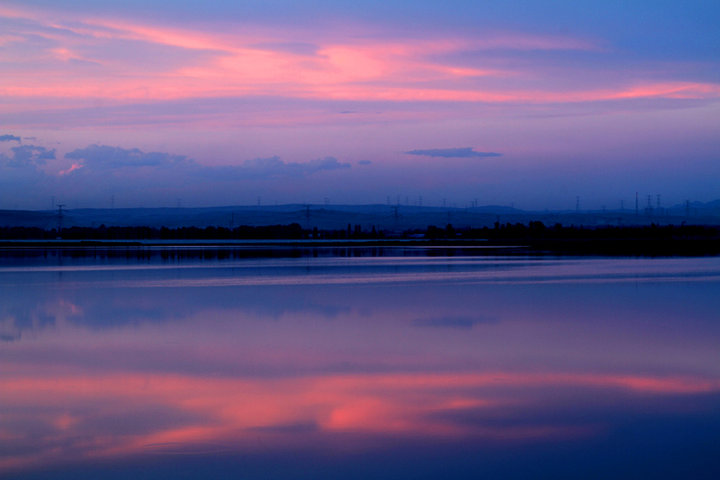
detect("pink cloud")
[58,163,83,175]
[7,6,699,110]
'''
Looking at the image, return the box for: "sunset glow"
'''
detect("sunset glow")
[1,0,718,209]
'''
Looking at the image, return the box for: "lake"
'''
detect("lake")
[2,246,720,479]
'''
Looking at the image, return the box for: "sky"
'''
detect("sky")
[1,0,719,210]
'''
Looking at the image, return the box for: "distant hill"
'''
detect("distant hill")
[2,201,719,231]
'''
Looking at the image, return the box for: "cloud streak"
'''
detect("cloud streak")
[406,148,502,158]
[3,4,716,110]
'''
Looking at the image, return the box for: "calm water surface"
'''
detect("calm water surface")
[2,247,720,479]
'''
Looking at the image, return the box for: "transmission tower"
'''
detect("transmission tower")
[57,204,66,238]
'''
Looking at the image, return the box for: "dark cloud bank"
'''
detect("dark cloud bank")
[64,145,349,180]
[0,145,56,168]
[65,145,190,170]
[1,143,351,207]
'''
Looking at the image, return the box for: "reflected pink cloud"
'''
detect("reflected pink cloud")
[2,369,718,473]
[2,255,720,475]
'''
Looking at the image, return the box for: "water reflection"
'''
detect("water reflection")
[1,251,720,478]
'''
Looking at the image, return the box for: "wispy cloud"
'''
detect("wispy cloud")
[5,3,713,109]
[412,316,497,329]
[0,134,21,143]
[406,148,502,158]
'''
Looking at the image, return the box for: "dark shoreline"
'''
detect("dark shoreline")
[1,238,718,257]
[1,222,719,257]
